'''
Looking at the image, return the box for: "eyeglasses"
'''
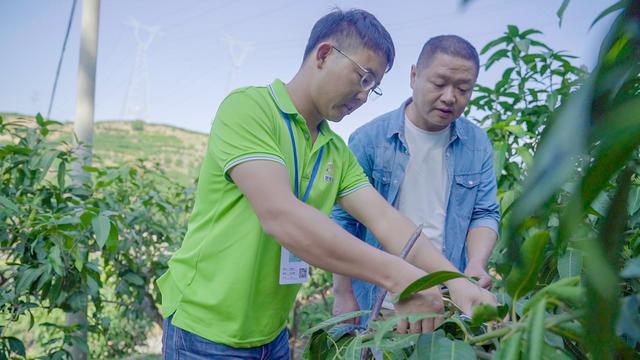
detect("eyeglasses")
[332,46,383,98]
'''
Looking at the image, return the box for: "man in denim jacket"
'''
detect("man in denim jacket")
[332,35,500,325]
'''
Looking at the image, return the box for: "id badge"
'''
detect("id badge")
[279,247,309,284]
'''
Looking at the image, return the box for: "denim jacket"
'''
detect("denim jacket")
[331,99,500,317]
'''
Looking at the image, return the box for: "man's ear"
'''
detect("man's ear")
[315,42,333,69]
[410,64,417,91]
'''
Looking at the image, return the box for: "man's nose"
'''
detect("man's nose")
[441,86,455,105]
[355,89,369,104]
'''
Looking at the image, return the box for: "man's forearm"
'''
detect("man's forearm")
[466,226,497,267]
[264,198,424,295]
[365,206,458,272]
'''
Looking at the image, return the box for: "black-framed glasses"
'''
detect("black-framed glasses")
[332,46,383,98]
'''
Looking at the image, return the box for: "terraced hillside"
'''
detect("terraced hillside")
[1,113,208,185]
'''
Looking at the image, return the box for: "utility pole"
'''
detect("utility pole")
[223,35,253,93]
[120,18,160,121]
[68,0,100,359]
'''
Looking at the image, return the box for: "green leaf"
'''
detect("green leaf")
[372,333,419,353]
[541,343,574,360]
[397,271,466,302]
[326,323,358,341]
[302,310,371,337]
[49,245,64,276]
[124,273,145,286]
[507,24,520,37]
[7,337,26,357]
[520,29,543,38]
[505,125,527,138]
[556,0,570,27]
[583,168,633,359]
[499,189,517,215]
[16,266,46,294]
[48,278,63,305]
[492,331,523,360]
[304,329,330,360]
[470,304,500,326]
[38,150,59,177]
[86,272,100,297]
[628,186,640,216]
[515,39,530,54]
[485,49,509,70]
[480,35,510,55]
[412,329,445,359]
[432,336,476,359]
[36,113,46,127]
[92,215,110,249]
[493,141,508,180]
[328,336,362,360]
[105,222,119,253]
[526,298,546,360]
[557,248,583,278]
[590,0,625,29]
[506,231,550,300]
[581,97,640,215]
[546,92,558,111]
[516,147,534,168]
[507,77,593,257]
[0,195,18,214]
[57,160,66,189]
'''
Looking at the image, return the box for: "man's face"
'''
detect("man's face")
[313,44,387,122]
[409,53,477,131]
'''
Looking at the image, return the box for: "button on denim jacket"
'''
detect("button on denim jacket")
[332,99,500,317]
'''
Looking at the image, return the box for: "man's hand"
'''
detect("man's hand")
[446,278,497,316]
[464,262,493,289]
[332,291,361,325]
[391,286,444,334]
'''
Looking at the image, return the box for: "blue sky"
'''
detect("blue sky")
[0,0,617,140]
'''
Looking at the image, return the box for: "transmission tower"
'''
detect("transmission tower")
[223,35,253,93]
[120,18,160,121]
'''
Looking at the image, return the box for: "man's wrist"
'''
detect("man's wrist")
[466,259,487,270]
[444,277,471,290]
[388,263,425,295]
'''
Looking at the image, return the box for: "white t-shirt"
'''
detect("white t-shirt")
[397,114,450,252]
[381,115,451,311]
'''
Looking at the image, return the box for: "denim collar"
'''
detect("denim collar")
[385,98,467,144]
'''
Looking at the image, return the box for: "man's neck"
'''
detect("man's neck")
[286,75,323,138]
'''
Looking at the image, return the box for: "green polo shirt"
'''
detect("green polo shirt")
[156,79,370,347]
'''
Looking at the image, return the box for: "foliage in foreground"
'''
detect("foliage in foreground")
[302,1,640,359]
[0,115,194,359]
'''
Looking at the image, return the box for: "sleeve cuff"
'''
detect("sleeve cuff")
[337,182,371,198]
[469,218,499,236]
[223,153,286,181]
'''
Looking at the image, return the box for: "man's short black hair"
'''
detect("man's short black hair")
[303,9,395,72]
[416,35,479,75]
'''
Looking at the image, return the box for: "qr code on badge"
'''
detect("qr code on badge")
[298,268,307,278]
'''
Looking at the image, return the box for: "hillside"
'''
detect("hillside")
[1,113,208,185]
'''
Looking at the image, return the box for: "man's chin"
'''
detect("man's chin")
[325,111,346,123]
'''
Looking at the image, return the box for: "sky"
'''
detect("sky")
[0,0,618,140]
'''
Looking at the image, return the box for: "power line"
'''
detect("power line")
[47,0,77,120]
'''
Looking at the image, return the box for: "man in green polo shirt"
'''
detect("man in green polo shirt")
[158,8,496,359]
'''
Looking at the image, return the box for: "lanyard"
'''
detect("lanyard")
[278,109,324,203]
